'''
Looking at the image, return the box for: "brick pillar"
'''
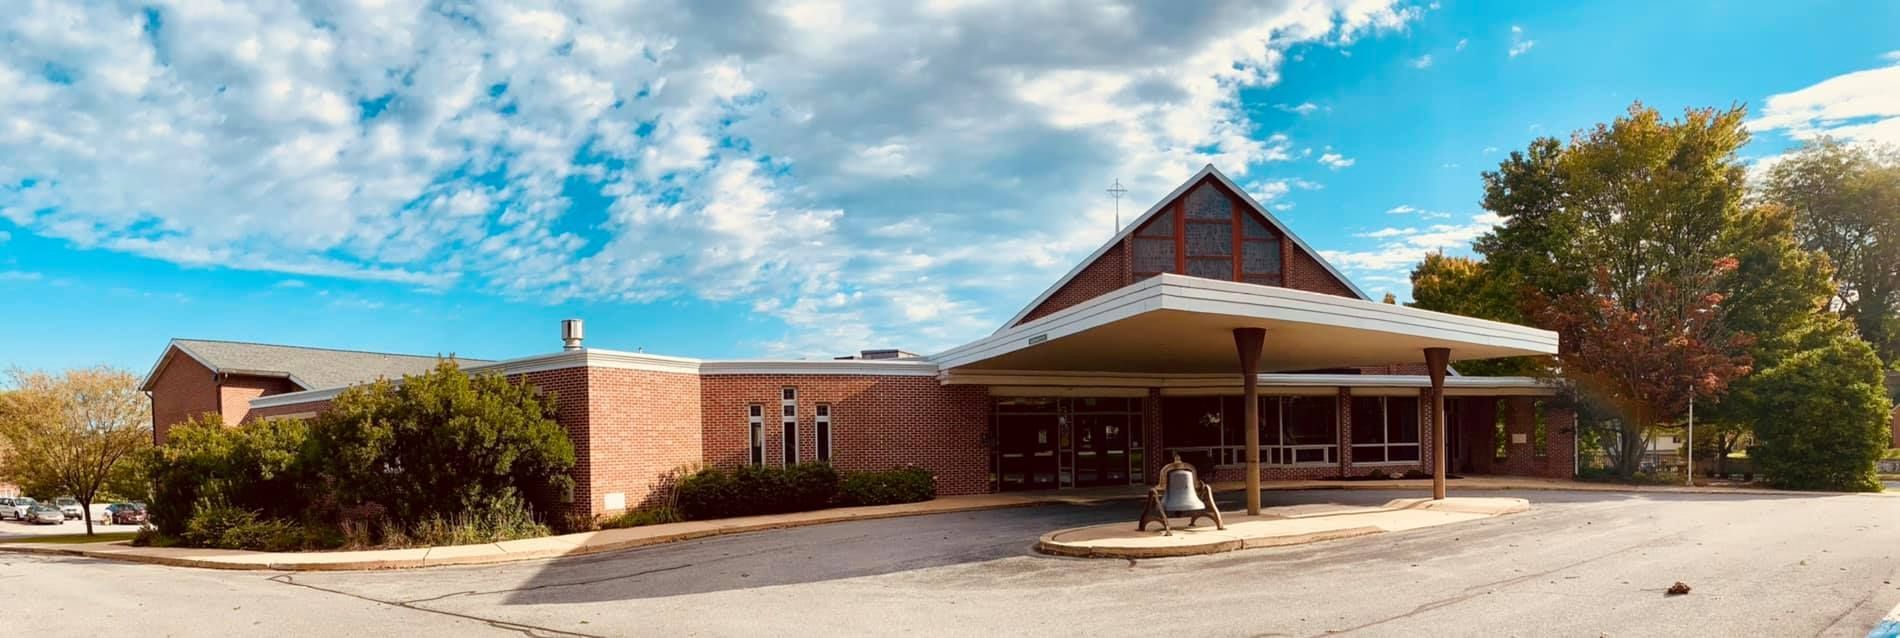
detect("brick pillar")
[1145,388,1165,483]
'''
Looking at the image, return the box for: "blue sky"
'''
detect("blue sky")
[2,0,1896,374]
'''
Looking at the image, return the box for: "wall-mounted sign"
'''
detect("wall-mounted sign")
[1027,333,1048,345]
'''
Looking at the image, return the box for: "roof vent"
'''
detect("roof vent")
[561,319,584,351]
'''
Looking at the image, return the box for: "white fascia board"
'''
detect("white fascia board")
[249,386,347,409]
[941,369,1554,394]
[700,359,940,376]
[934,276,1170,370]
[936,274,1557,372]
[1160,276,1557,350]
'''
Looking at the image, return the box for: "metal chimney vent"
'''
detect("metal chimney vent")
[561,319,585,351]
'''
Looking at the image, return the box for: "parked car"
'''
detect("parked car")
[5,497,35,521]
[25,503,64,525]
[0,498,14,520]
[104,503,147,525]
[55,497,82,520]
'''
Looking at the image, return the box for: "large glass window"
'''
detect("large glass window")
[815,404,832,463]
[1126,179,1283,286]
[1351,395,1420,464]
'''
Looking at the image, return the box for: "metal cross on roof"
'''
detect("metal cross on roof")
[1107,178,1128,232]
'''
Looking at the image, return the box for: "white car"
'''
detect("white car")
[55,497,83,520]
[3,497,34,520]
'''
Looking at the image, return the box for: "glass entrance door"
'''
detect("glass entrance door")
[995,396,1142,491]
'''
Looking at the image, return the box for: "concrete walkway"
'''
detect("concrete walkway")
[0,476,1867,571]
[1037,497,1529,558]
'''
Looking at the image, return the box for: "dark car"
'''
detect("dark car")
[105,503,147,525]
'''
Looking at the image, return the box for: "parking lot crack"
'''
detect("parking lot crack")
[269,574,604,638]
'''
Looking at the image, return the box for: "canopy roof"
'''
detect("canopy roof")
[933,274,1557,374]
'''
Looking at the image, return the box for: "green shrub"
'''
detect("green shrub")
[309,361,576,526]
[836,467,935,506]
[1750,333,1892,492]
[406,492,549,546]
[1363,469,1391,480]
[676,463,842,519]
[145,417,312,537]
[219,518,311,552]
[182,500,259,548]
[601,506,682,529]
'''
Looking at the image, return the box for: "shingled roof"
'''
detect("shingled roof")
[139,339,491,392]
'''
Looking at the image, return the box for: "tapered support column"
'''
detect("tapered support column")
[1235,328,1266,515]
[1424,347,1451,500]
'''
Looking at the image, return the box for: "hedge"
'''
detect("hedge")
[674,464,935,520]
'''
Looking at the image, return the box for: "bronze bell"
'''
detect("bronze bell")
[1162,467,1205,512]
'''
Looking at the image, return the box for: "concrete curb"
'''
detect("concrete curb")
[1869,599,1900,638]
[1034,497,1526,559]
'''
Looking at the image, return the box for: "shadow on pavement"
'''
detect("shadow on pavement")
[473,486,1823,606]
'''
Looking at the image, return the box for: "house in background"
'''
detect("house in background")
[142,166,1575,519]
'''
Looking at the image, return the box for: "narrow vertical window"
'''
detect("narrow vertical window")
[747,405,764,465]
[815,404,832,463]
[781,388,799,465]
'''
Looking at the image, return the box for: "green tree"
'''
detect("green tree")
[309,361,576,524]
[1747,327,1892,491]
[1408,253,1541,376]
[1761,138,1900,364]
[0,367,152,535]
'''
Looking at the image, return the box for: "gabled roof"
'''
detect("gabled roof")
[138,338,491,392]
[995,164,1370,334]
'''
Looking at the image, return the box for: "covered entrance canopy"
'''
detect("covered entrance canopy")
[932,274,1559,514]
[934,274,1556,374]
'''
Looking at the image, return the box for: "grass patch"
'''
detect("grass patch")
[4,531,138,545]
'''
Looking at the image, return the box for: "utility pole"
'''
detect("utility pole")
[1685,387,1695,486]
[1107,179,1128,233]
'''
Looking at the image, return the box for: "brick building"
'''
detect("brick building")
[143,166,1571,519]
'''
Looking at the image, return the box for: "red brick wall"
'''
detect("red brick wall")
[218,375,299,428]
[1019,242,1129,325]
[701,375,992,497]
[1284,238,1358,298]
[149,352,222,445]
[1490,396,1576,478]
[579,367,702,514]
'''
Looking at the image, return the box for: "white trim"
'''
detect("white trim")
[945,369,1553,393]
[937,274,1558,371]
[994,165,1372,333]
[249,386,347,409]
[699,359,939,376]
[986,386,1152,398]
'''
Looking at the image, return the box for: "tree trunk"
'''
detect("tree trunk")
[79,496,94,536]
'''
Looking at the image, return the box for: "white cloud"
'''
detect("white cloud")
[0,270,42,282]
[1746,56,1900,148]
[1318,152,1356,170]
[1320,212,1503,291]
[1244,177,1322,204]
[1276,102,1321,116]
[1385,204,1417,214]
[1385,204,1450,219]
[1411,54,1433,69]
[1455,38,1468,52]
[1482,146,1500,154]
[273,279,307,289]
[0,0,1421,357]
[1508,25,1535,58]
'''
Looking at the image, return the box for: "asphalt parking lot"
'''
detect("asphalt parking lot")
[4,488,1897,637]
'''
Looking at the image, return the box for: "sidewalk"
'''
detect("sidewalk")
[0,476,1870,571]
[1037,496,1530,558]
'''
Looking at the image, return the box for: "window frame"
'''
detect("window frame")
[1350,395,1422,466]
[747,404,764,466]
[815,403,832,463]
[781,388,799,466]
